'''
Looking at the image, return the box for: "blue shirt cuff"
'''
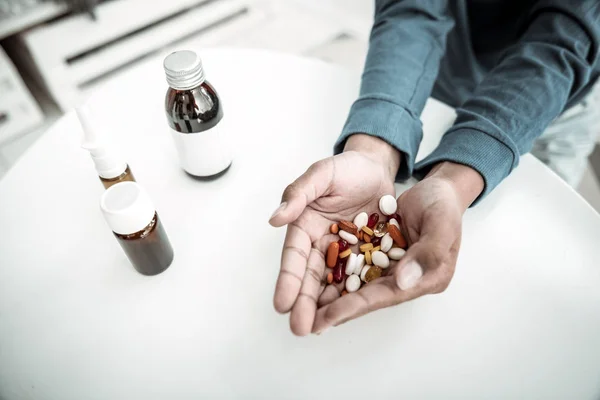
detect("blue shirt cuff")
[414,127,517,205]
[333,97,423,181]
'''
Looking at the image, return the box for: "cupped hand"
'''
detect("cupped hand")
[311,161,484,333]
[268,135,399,336]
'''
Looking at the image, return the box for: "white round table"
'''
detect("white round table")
[1,49,600,399]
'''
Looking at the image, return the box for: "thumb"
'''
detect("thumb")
[393,215,460,291]
[269,159,333,227]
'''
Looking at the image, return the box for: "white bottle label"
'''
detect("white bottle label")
[169,122,232,177]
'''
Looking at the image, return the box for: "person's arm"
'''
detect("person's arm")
[334,0,454,180]
[415,1,600,203]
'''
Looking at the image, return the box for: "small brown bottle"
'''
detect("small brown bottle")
[163,50,232,178]
[77,104,136,189]
[100,181,174,275]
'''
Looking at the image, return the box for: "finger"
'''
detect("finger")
[312,270,442,334]
[317,282,343,307]
[393,210,461,291]
[318,285,339,307]
[273,223,312,313]
[290,244,327,336]
[269,159,333,227]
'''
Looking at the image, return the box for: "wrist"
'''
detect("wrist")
[427,161,485,210]
[343,134,401,180]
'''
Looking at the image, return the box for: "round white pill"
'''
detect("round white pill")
[354,254,365,275]
[353,212,368,231]
[379,195,397,216]
[345,253,357,276]
[381,233,393,252]
[372,250,390,268]
[338,230,358,245]
[389,218,400,229]
[360,265,370,282]
[346,274,361,293]
[388,247,406,260]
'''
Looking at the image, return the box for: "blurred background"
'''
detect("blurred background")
[0,0,599,211]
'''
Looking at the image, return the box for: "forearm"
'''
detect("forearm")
[416,1,600,203]
[335,0,454,179]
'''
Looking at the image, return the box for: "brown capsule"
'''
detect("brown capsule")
[388,225,408,249]
[330,223,339,234]
[339,220,358,235]
[326,242,339,268]
[364,234,371,243]
[357,231,364,241]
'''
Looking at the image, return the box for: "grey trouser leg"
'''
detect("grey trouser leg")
[531,82,600,187]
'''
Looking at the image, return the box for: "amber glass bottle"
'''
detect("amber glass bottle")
[163,50,232,178]
[100,182,174,276]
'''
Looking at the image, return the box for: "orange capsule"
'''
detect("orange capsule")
[326,242,339,268]
[388,225,408,249]
[330,223,339,234]
[341,290,348,296]
[327,272,333,284]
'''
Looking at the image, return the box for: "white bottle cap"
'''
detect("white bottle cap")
[163,50,206,90]
[100,182,156,235]
[77,104,128,179]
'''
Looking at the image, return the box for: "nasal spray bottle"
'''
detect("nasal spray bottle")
[76,105,136,189]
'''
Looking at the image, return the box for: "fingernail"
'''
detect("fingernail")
[397,261,423,290]
[270,202,287,220]
[315,327,329,336]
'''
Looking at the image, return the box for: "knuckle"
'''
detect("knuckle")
[282,182,299,200]
[311,158,328,171]
[432,279,450,294]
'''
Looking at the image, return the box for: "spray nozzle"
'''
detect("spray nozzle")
[76,104,127,179]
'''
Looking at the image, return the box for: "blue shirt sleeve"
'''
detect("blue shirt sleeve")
[333,0,454,180]
[415,1,600,203]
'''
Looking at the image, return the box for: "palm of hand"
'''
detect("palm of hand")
[309,176,463,333]
[269,151,395,336]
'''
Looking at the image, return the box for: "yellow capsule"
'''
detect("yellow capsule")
[359,243,373,252]
[361,226,374,236]
[339,248,352,259]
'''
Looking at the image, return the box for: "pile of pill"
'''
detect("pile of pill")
[325,195,408,295]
